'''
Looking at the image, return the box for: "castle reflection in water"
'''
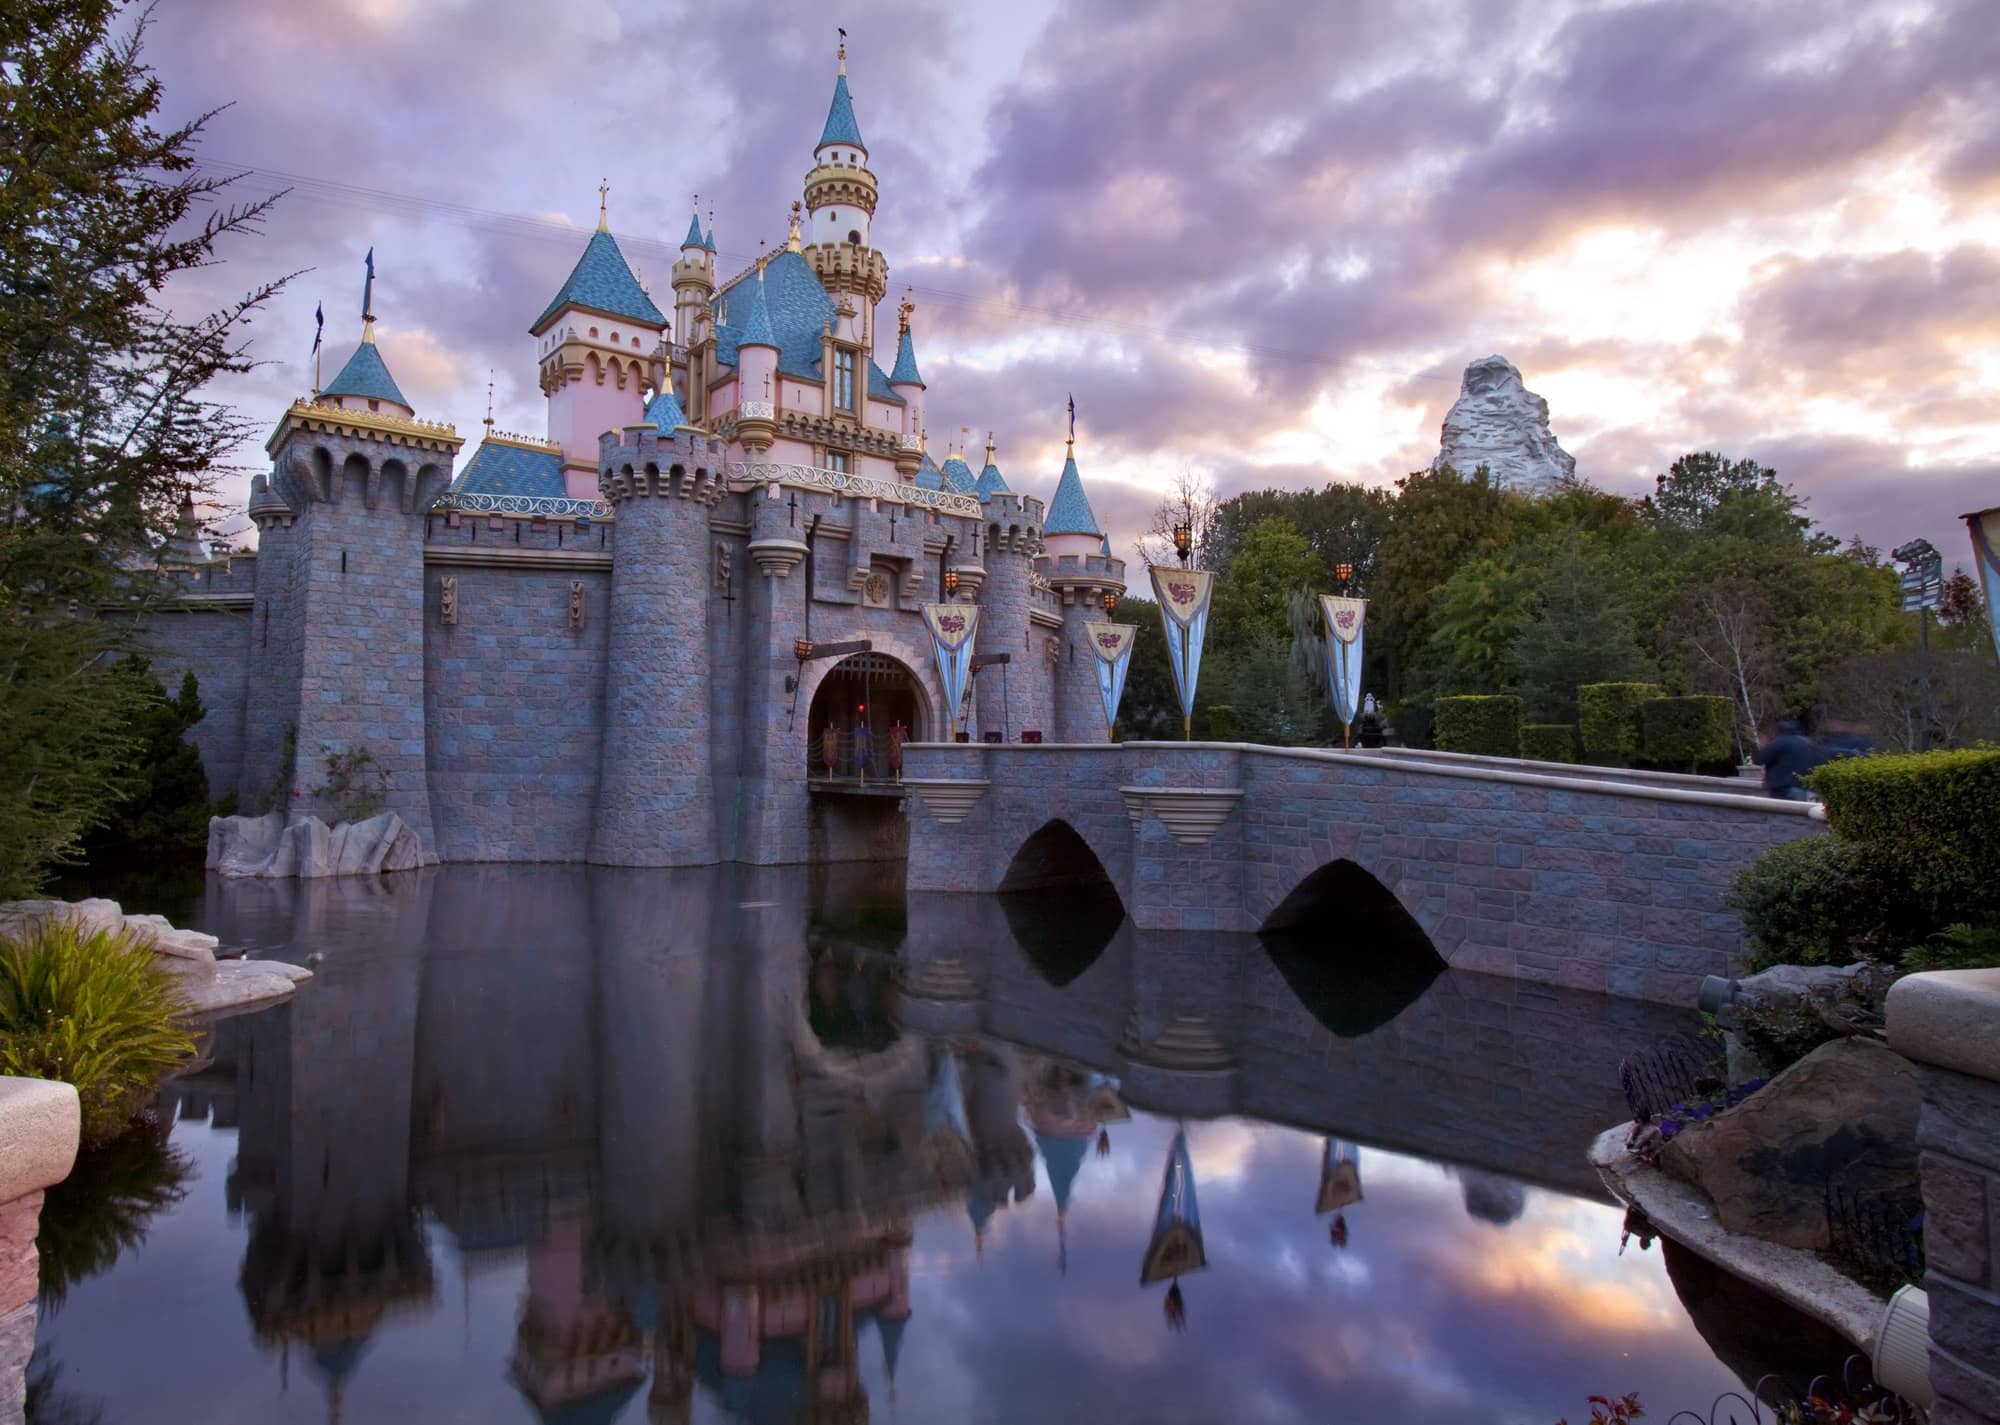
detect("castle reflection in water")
[156,863,1689,1424]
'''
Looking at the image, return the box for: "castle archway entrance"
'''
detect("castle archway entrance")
[806,651,927,780]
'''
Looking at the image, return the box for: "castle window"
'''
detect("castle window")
[833,348,856,412]
[610,331,619,343]
[848,230,861,245]
[589,327,598,338]
[368,399,379,413]
[827,452,849,473]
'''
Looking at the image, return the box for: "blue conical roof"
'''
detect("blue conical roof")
[531,228,667,334]
[682,209,705,249]
[819,71,865,151]
[888,325,924,388]
[645,385,689,431]
[1038,1133,1090,1214]
[913,451,943,490]
[939,454,977,494]
[323,333,410,408]
[1045,447,1101,535]
[876,1314,907,1379]
[738,267,778,349]
[704,223,716,253]
[975,457,1010,503]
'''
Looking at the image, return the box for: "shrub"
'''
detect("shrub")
[318,744,388,822]
[1809,748,2000,919]
[79,659,212,868]
[1520,723,1578,763]
[1577,682,1664,765]
[0,919,196,1146]
[1434,695,1522,756]
[1724,835,1886,971]
[1640,695,1736,771]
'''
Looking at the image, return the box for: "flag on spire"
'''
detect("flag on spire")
[362,248,375,321]
[312,303,323,357]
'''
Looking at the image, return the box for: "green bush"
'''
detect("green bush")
[0,919,196,1146]
[1520,723,1578,763]
[1434,695,1522,756]
[79,658,212,868]
[1640,695,1736,771]
[1578,682,1664,765]
[1810,748,2000,919]
[1724,834,1886,971]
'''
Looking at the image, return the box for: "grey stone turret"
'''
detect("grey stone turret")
[589,424,728,866]
[1046,550,1127,743]
[973,492,1046,741]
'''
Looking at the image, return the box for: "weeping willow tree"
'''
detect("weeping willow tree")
[0,0,291,893]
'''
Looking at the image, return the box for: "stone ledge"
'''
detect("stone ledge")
[0,1078,79,1205]
[1888,969,2000,1084]
[1590,1123,1886,1353]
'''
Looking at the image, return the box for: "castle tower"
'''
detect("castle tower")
[887,296,925,477]
[267,295,460,846]
[587,424,726,866]
[238,472,299,808]
[971,443,1045,740]
[800,42,888,370]
[733,264,779,455]
[1042,439,1126,742]
[670,199,714,352]
[532,189,668,497]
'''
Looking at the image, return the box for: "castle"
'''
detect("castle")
[152,45,1128,868]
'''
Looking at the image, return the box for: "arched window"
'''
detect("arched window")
[589,326,598,338]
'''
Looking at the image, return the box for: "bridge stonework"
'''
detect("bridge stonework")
[902,742,1825,1005]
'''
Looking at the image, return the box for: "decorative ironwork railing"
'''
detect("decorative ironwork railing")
[725,461,981,518]
[432,490,612,521]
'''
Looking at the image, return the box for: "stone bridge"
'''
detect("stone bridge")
[901,741,1824,1005]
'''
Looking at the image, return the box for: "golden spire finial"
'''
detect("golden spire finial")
[985,431,996,465]
[787,200,803,252]
[483,371,495,429]
[597,178,609,232]
[898,288,914,333]
[837,26,847,75]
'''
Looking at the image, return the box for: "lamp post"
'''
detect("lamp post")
[943,568,959,600]
[1336,561,1354,589]
[1102,589,1117,615]
[1893,538,1943,750]
[1173,522,1192,569]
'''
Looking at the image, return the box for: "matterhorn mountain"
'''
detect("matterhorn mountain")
[1431,354,1576,496]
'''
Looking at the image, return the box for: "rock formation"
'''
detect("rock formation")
[0,897,309,1016]
[207,810,425,878]
[1432,354,1576,495]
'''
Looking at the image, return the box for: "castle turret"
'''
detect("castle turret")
[732,263,779,455]
[1041,439,1125,742]
[670,199,713,352]
[887,298,925,478]
[533,190,667,497]
[971,455,1048,741]
[801,42,888,359]
[588,424,725,866]
[268,293,460,848]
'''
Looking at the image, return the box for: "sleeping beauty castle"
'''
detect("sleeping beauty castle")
[157,43,1130,870]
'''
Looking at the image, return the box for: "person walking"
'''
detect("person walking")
[1755,719,1817,801]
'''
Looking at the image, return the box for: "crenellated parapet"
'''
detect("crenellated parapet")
[268,399,460,515]
[1044,550,1127,600]
[597,426,730,507]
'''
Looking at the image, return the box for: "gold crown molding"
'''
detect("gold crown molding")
[484,431,563,453]
[268,399,461,455]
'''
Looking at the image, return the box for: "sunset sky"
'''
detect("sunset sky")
[151,0,1999,563]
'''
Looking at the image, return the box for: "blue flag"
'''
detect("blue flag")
[312,302,323,356]
[1067,392,1075,440]
[362,248,375,320]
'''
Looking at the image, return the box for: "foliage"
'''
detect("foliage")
[317,744,388,823]
[1520,723,1578,763]
[1554,1394,1643,1425]
[35,1115,192,1309]
[257,721,298,814]
[1208,482,1394,595]
[77,658,210,866]
[1133,464,1219,572]
[1208,515,1320,647]
[1809,748,2000,919]
[1510,527,1657,725]
[1656,1077,1768,1140]
[1433,694,1521,757]
[0,918,196,1146]
[1724,835,1885,972]
[1110,596,1182,741]
[1820,645,2000,751]
[1577,683,1665,765]
[1901,920,2000,974]
[1639,695,1735,771]
[0,2,290,895]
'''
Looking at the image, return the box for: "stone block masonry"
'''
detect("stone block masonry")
[0,1078,81,1424]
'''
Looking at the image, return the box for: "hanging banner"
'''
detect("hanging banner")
[920,602,981,737]
[1149,567,1215,738]
[1315,1139,1363,1215]
[1318,595,1368,728]
[1084,621,1138,736]
[1968,507,2000,669]
[1140,1128,1207,1285]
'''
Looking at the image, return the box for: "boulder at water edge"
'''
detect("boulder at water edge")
[207,810,426,878]
[1659,1036,1919,1251]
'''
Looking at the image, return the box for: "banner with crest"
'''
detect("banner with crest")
[1084,621,1138,736]
[1148,567,1215,737]
[920,602,981,737]
[1317,595,1368,728]
[1140,1128,1207,1285]
[1969,507,2000,669]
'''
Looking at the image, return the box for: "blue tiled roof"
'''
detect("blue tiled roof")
[1101,532,1112,557]
[914,451,942,490]
[682,210,705,249]
[738,268,778,349]
[704,223,716,252]
[710,249,904,405]
[975,457,1010,503]
[531,229,667,334]
[819,72,865,150]
[1038,1133,1090,1213]
[645,386,689,431]
[449,438,566,499]
[888,325,924,387]
[939,454,977,494]
[323,337,409,408]
[1045,451,1101,535]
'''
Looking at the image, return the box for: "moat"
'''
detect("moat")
[29,864,1841,1424]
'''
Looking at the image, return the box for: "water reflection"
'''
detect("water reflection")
[33,864,1799,1424]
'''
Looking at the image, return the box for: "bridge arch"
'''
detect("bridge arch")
[998,819,1125,984]
[1258,858,1448,1037]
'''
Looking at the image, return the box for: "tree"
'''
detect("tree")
[1510,539,1655,725]
[1134,464,1219,572]
[79,658,213,866]
[0,2,288,893]
[1642,451,1799,535]
[1209,482,1394,593]
[1209,516,1319,647]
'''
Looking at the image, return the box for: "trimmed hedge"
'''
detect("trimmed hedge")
[1810,748,2000,916]
[1520,723,1578,763]
[1434,695,1522,757]
[1640,695,1735,770]
[1578,683,1665,765]
[1724,835,1883,972]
